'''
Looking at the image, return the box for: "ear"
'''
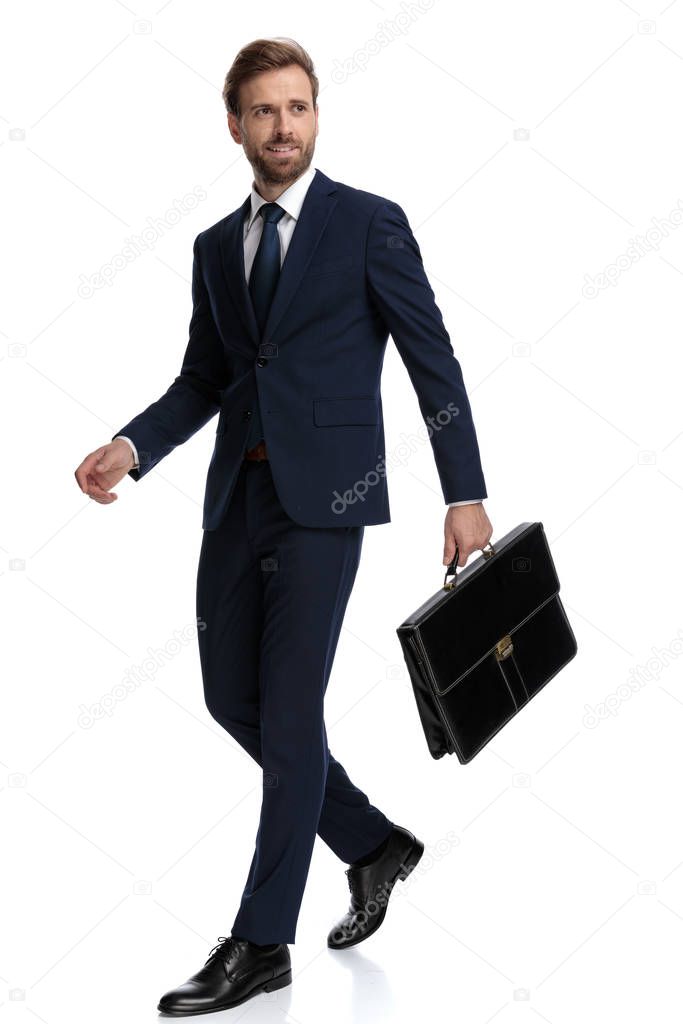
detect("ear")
[227,112,242,144]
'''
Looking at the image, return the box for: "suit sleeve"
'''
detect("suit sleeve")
[365,200,487,504]
[112,233,231,481]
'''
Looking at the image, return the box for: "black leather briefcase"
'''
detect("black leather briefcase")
[396,522,577,763]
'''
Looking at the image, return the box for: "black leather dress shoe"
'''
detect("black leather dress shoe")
[157,935,291,1016]
[327,824,424,949]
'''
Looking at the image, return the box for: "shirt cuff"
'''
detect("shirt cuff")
[447,499,483,507]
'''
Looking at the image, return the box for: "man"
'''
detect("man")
[75,37,492,1016]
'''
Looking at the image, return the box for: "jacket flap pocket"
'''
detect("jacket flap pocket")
[313,395,379,426]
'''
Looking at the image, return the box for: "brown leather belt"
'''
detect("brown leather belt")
[244,440,268,461]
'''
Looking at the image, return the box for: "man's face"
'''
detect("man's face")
[228,65,318,188]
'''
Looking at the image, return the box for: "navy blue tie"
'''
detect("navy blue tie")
[245,202,286,448]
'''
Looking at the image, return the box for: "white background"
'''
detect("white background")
[2,0,683,1021]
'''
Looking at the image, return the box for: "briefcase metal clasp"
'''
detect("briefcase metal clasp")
[442,541,496,590]
[495,634,514,660]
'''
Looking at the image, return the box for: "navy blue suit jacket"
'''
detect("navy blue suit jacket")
[113,168,488,530]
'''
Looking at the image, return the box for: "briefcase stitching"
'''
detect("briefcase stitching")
[403,522,550,627]
[428,591,561,697]
[398,522,577,763]
[496,658,520,710]
[410,630,465,761]
[410,623,578,764]
[404,634,457,758]
[510,652,530,701]
[414,624,520,762]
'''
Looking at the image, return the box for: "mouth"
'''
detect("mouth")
[266,144,298,157]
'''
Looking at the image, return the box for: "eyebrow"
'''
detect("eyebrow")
[248,99,311,111]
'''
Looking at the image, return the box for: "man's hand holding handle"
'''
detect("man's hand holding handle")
[443,502,493,568]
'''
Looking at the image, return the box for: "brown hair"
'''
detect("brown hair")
[223,37,319,121]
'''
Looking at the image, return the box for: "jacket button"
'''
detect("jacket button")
[241,410,252,421]
[256,357,268,367]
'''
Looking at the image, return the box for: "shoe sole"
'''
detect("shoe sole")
[328,836,425,950]
[157,969,292,1016]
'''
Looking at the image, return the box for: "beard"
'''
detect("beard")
[246,135,315,187]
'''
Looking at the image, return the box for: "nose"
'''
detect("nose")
[274,110,294,137]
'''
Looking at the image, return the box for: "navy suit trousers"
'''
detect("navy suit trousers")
[196,456,394,944]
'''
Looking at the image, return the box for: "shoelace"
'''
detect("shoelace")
[346,866,393,907]
[205,936,239,966]
[346,869,369,906]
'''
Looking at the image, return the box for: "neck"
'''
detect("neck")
[253,167,306,203]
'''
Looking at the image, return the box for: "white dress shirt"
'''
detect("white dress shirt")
[116,165,482,507]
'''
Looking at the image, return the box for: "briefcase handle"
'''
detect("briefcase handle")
[443,541,496,590]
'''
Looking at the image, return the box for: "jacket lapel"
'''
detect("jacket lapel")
[219,194,260,348]
[219,168,339,350]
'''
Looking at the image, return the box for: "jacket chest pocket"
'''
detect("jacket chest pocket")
[313,395,379,426]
